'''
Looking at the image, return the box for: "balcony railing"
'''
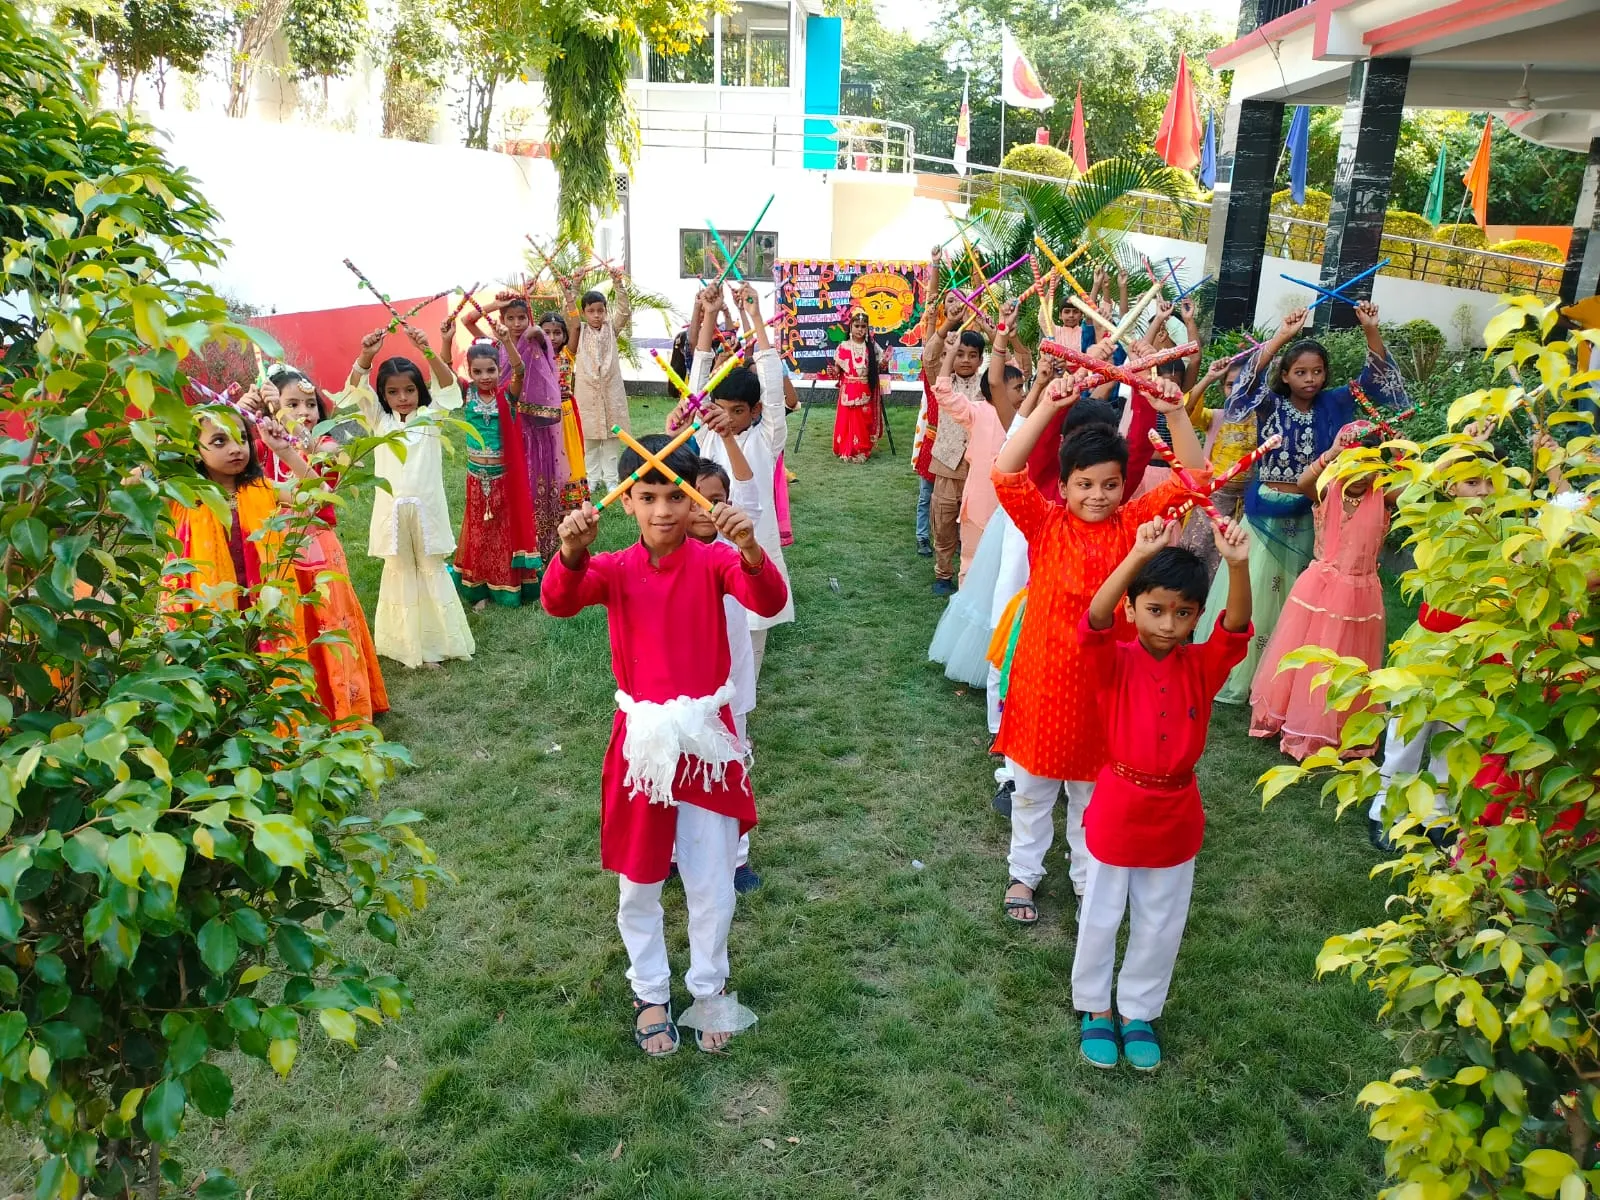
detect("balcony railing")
[632,109,916,172]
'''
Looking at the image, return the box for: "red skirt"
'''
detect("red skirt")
[452,473,540,606]
[833,381,880,460]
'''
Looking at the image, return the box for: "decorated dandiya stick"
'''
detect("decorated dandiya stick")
[651,349,690,396]
[445,283,481,326]
[1349,381,1416,438]
[596,424,716,512]
[1038,341,1170,401]
[1033,238,1088,296]
[713,196,775,288]
[1147,431,1225,524]
[1160,434,1284,521]
[1108,284,1162,345]
[343,258,438,361]
[705,222,746,285]
[679,351,750,416]
[386,289,450,332]
[962,252,1031,306]
[1066,294,1117,335]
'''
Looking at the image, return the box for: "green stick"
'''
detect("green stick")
[712,194,775,287]
[705,222,744,285]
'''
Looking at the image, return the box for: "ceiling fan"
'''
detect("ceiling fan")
[1504,64,1576,113]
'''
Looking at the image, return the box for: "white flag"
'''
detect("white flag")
[1001,25,1054,111]
[954,75,970,176]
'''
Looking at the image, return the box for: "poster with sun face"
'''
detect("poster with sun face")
[772,259,931,381]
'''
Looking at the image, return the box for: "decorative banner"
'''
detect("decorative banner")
[772,258,931,381]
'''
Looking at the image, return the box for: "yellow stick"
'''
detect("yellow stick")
[1034,237,1088,297]
[1109,284,1162,346]
[595,423,715,512]
[1067,294,1117,335]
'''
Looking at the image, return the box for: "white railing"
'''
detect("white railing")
[633,108,916,172]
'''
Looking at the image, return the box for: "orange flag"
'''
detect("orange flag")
[1462,116,1494,227]
[1069,84,1090,173]
[1154,52,1203,172]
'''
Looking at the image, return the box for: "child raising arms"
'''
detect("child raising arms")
[541,435,789,1056]
[336,322,474,669]
[1072,514,1253,1071]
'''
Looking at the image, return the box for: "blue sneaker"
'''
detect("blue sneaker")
[1079,1014,1118,1069]
[932,577,956,597]
[733,864,762,894]
[1120,1019,1161,1071]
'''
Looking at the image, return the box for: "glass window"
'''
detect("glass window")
[648,16,714,84]
[679,230,779,279]
[721,2,790,88]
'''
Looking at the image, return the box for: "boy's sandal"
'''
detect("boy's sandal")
[1120,1019,1161,1072]
[1003,879,1039,925]
[632,999,679,1058]
[1079,1015,1119,1070]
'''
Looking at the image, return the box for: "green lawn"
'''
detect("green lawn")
[205,398,1399,1198]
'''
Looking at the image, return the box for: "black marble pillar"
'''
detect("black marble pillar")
[1205,99,1286,332]
[1319,58,1409,331]
[1559,137,1600,305]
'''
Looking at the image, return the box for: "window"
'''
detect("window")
[679,229,779,280]
[648,15,715,84]
[721,2,790,88]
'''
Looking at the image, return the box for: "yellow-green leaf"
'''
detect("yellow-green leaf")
[238,964,270,985]
[1452,1065,1488,1086]
[352,1006,384,1025]
[268,1038,297,1077]
[118,1087,144,1122]
[139,831,185,888]
[28,1044,50,1084]
[318,1008,358,1047]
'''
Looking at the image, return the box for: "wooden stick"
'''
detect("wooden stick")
[343,258,437,361]
[596,424,716,512]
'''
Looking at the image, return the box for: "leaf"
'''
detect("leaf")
[253,814,314,872]
[141,1078,186,1143]
[273,924,316,973]
[1453,1065,1488,1085]
[166,1021,208,1074]
[318,1008,358,1048]
[196,918,239,977]
[118,1088,144,1122]
[238,964,271,986]
[0,1011,25,1055]
[140,831,186,888]
[268,1038,298,1078]
[184,1063,233,1119]
[27,1044,50,1085]
[106,833,142,888]
[9,517,48,565]
[195,1172,241,1200]
[366,912,398,945]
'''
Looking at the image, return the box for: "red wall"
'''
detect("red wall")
[252,293,460,391]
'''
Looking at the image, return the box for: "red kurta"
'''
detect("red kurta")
[540,538,790,884]
[1077,613,1252,867]
[990,467,1195,781]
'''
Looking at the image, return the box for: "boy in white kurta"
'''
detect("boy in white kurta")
[337,323,475,669]
[684,283,794,676]
[572,276,633,495]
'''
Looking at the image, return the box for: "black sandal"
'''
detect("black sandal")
[632,999,679,1058]
[1003,879,1039,925]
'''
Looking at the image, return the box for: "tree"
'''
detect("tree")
[0,10,441,1196]
[1259,297,1600,1200]
[381,0,446,141]
[283,0,368,100]
[220,0,294,118]
[70,0,224,108]
[439,0,535,149]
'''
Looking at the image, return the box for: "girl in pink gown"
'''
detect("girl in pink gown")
[1249,422,1396,761]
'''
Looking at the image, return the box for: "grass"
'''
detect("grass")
[205,399,1400,1198]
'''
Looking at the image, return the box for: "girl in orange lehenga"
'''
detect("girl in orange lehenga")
[248,369,389,726]
[539,311,591,509]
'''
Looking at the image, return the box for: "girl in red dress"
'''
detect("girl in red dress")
[832,308,884,462]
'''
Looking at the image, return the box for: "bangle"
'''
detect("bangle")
[996,323,1008,334]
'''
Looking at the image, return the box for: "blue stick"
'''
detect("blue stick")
[1173,274,1213,302]
[1284,257,1391,310]
[1281,274,1358,309]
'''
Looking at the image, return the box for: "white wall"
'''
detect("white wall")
[1126,232,1502,346]
[150,111,561,315]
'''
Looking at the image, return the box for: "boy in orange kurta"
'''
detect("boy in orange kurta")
[992,367,1207,924]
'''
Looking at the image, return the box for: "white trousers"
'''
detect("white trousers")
[617,803,739,1005]
[750,628,768,680]
[1367,717,1451,823]
[1070,853,1197,1021]
[1006,762,1093,895]
[986,664,1003,737]
[584,436,622,493]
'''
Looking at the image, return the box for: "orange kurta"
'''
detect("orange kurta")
[990,467,1195,782]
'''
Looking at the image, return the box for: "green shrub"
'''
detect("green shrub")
[1381,209,1437,279]
[1436,223,1489,249]
[1000,143,1078,181]
[1269,188,1330,262]
[1486,238,1565,295]
[1261,296,1600,1200]
[0,10,441,1196]
[1383,209,1435,239]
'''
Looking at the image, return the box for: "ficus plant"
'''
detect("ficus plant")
[1,11,442,1197]
[1259,296,1600,1199]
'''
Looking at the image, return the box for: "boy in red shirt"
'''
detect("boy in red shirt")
[543,434,789,1057]
[1072,513,1253,1071]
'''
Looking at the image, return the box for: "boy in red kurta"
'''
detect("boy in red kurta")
[542,434,789,1057]
[993,366,1206,921]
[1072,515,1253,1071]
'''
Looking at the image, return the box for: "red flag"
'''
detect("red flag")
[1069,83,1089,173]
[1462,116,1493,228]
[1154,52,1203,172]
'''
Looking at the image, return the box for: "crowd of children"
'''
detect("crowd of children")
[162,243,1594,1071]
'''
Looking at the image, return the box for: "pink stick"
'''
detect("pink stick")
[962,253,1032,306]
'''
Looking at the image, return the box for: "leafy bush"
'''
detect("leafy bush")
[1001,142,1079,181]
[1436,223,1490,249]
[1269,188,1330,262]
[1384,209,1436,240]
[1486,239,1565,296]
[1260,296,1600,1200]
[0,11,440,1196]
[380,0,445,142]
[1382,209,1437,279]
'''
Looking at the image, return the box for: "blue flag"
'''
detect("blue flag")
[1200,111,1216,189]
[1287,105,1310,205]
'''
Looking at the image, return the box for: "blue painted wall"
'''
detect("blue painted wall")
[803,16,842,170]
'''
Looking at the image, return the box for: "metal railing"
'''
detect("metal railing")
[633,108,916,172]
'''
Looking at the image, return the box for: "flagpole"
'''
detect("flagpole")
[999,99,1007,164]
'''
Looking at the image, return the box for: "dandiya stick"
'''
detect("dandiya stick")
[962,253,1031,306]
[387,290,450,332]
[1350,380,1416,438]
[1038,341,1169,401]
[1108,284,1163,345]
[601,425,716,512]
[1147,431,1224,524]
[705,222,745,284]
[651,349,690,396]
[714,195,775,288]
[445,283,481,326]
[1066,294,1117,335]
[343,258,437,361]
[1160,434,1284,521]
[1033,238,1088,296]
